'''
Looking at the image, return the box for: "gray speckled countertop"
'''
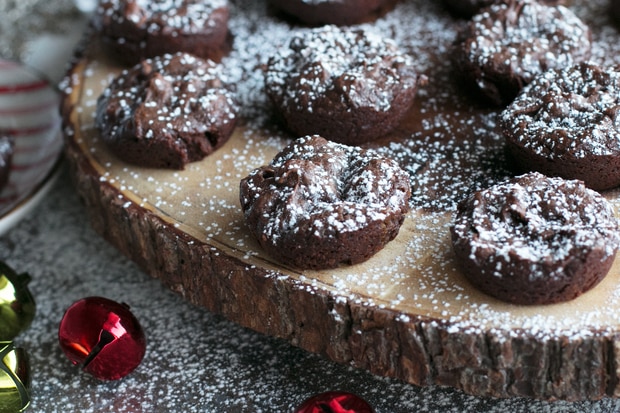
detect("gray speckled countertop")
[2,1,620,412]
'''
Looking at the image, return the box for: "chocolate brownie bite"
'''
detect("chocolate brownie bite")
[264,25,423,146]
[239,135,411,270]
[443,0,565,18]
[451,172,620,305]
[500,62,620,191]
[269,0,393,26]
[93,0,230,65]
[95,52,238,169]
[455,0,591,105]
[0,135,13,192]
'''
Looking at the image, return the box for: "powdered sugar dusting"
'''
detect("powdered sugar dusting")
[464,1,591,82]
[453,172,620,280]
[500,62,620,159]
[96,0,228,33]
[265,25,417,113]
[97,52,237,148]
[241,135,408,232]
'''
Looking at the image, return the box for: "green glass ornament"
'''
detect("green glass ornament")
[0,262,35,341]
[0,342,30,413]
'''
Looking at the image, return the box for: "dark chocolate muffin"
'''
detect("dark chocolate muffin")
[95,52,238,169]
[239,135,411,270]
[269,0,393,26]
[0,135,13,192]
[93,0,230,65]
[443,0,565,18]
[451,172,620,305]
[264,25,423,146]
[500,62,620,191]
[455,0,591,105]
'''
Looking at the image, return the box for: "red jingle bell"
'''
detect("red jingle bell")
[294,391,375,413]
[58,296,146,380]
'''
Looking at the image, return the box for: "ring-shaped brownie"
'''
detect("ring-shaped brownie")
[95,52,238,169]
[93,0,230,65]
[239,135,411,270]
[455,0,591,105]
[451,172,620,305]
[500,62,620,191]
[264,25,423,146]
[269,0,393,26]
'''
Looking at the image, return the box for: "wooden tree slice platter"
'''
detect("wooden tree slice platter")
[60,0,620,401]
